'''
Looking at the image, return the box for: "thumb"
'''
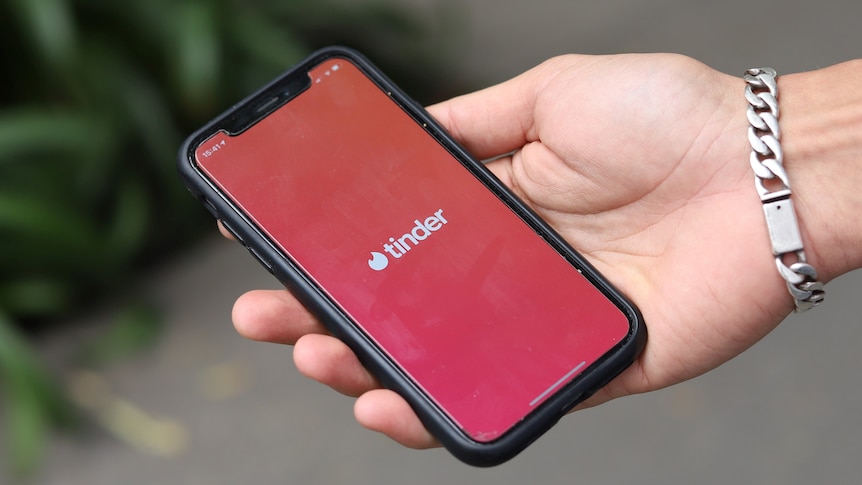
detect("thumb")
[425,67,544,160]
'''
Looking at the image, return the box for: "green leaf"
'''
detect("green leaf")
[5,382,48,477]
[0,311,75,477]
[6,0,77,72]
[110,57,181,177]
[104,175,150,263]
[230,9,309,76]
[74,303,163,367]
[172,0,221,116]
[0,277,74,318]
[0,110,109,164]
[0,193,100,258]
[71,42,180,186]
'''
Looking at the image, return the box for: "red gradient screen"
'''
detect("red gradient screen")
[195,58,630,442]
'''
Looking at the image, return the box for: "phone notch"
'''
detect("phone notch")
[223,72,311,134]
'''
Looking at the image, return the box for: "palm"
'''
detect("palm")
[465,54,793,405]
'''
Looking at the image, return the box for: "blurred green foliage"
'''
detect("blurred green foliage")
[0,0,463,476]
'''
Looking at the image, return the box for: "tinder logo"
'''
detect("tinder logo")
[367,209,448,271]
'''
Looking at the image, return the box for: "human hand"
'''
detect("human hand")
[230,54,859,448]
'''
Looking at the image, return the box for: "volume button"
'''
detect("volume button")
[219,219,244,243]
[247,246,274,274]
[201,198,219,218]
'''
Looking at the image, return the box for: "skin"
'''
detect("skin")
[226,54,862,449]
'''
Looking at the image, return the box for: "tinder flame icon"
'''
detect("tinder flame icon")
[368,252,389,271]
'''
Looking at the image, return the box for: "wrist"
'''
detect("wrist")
[777,59,862,282]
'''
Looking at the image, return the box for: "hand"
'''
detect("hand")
[230,53,858,448]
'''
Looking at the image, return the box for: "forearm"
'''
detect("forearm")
[779,59,862,282]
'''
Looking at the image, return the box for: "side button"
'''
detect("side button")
[201,198,219,218]
[247,246,274,274]
[560,392,587,414]
[219,219,244,243]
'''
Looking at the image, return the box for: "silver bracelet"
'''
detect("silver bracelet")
[744,67,825,312]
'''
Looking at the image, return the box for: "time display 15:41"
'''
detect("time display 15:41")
[201,139,226,158]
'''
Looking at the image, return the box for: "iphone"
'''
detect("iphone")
[178,47,645,466]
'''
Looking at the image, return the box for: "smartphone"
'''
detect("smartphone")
[178,47,645,466]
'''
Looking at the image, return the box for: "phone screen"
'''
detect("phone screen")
[194,57,632,442]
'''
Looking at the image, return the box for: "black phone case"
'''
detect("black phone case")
[177,46,646,467]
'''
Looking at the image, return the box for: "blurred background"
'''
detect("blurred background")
[1,0,860,483]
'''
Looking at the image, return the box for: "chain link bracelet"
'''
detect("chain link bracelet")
[744,67,825,312]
